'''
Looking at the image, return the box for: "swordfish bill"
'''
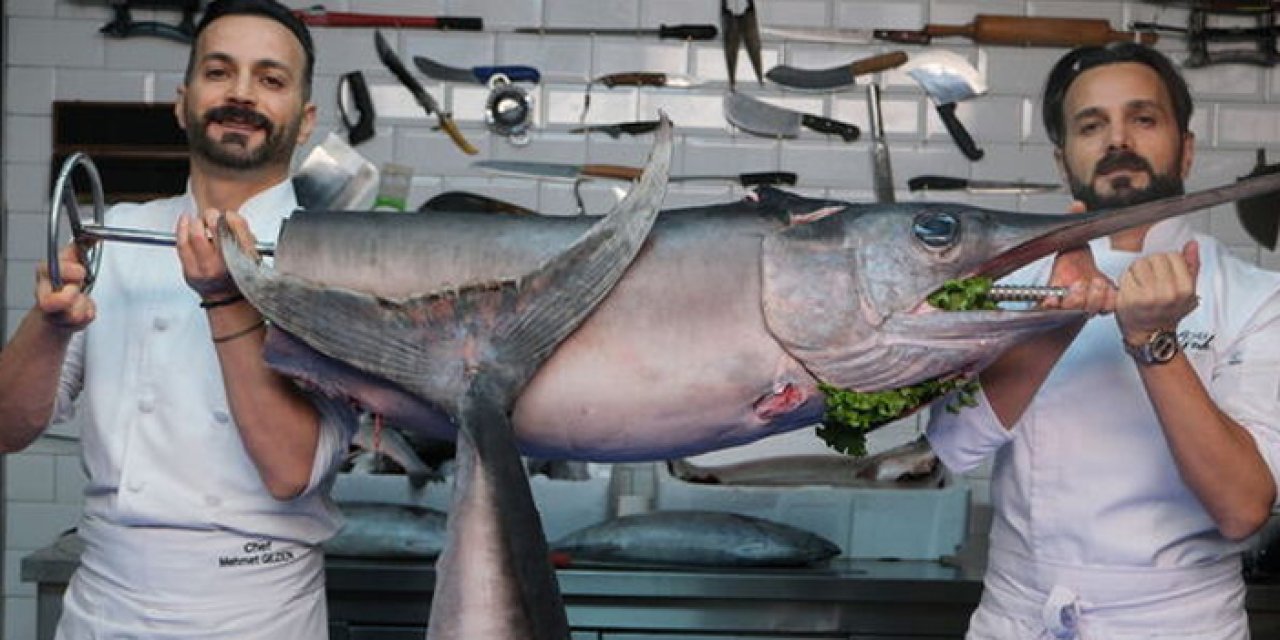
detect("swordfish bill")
[223,116,674,640]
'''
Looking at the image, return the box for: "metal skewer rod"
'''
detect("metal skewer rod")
[47,153,275,291]
[987,285,1069,302]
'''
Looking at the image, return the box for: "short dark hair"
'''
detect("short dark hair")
[183,0,315,99]
[1041,42,1192,148]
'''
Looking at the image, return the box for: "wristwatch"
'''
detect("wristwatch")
[1123,329,1180,365]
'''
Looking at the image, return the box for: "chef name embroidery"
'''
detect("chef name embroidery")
[219,539,295,568]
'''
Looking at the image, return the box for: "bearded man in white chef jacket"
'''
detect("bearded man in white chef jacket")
[0,1,357,637]
[928,42,1280,639]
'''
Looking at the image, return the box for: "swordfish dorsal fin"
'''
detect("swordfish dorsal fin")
[221,115,673,408]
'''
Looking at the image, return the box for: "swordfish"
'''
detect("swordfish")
[221,118,1280,638]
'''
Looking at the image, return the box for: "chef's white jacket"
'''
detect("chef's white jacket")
[49,181,356,638]
[928,218,1280,639]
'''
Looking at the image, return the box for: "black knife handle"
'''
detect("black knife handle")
[337,70,376,146]
[907,175,968,191]
[739,171,798,187]
[937,102,984,161]
[435,17,484,31]
[659,24,718,40]
[800,114,861,142]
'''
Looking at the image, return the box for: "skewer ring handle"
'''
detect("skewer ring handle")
[47,152,106,292]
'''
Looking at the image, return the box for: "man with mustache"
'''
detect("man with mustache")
[927,43,1280,638]
[0,1,355,637]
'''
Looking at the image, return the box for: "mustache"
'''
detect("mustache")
[203,105,272,133]
[1094,150,1154,176]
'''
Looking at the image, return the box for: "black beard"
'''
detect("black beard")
[1067,149,1185,210]
[187,104,298,171]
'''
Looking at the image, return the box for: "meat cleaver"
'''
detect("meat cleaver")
[903,50,987,161]
[723,92,860,141]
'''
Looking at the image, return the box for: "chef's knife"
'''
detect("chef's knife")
[473,159,796,187]
[412,55,541,85]
[374,30,477,155]
[567,121,664,138]
[723,92,860,141]
[908,175,1061,194]
[766,51,908,91]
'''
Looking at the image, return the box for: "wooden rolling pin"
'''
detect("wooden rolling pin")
[876,14,1158,47]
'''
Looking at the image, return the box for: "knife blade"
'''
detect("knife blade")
[374,30,477,155]
[513,24,718,40]
[473,160,796,187]
[766,51,908,91]
[412,54,541,85]
[723,92,860,141]
[907,175,1061,194]
[567,121,664,138]
[759,25,937,46]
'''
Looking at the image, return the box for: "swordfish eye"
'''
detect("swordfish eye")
[912,211,960,250]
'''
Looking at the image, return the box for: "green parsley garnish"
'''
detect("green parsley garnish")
[925,275,999,311]
[817,277,994,456]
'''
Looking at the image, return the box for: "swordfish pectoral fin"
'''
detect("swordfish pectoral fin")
[218,241,450,398]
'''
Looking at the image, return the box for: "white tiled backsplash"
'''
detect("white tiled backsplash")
[5,1,1280,637]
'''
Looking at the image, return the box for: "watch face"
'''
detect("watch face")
[1148,331,1180,363]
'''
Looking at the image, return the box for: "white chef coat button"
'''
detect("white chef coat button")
[1042,585,1081,639]
[138,399,155,413]
[213,410,231,424]
[153,316,169,331]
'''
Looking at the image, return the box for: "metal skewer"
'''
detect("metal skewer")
[47,153,275,291]
[987,285,1069,303]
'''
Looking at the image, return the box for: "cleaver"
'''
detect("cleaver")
[723,92,860,141]
[903,50,987,161]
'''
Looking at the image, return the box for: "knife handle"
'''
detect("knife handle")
[800,114,861,142]
[850,51,909,76]
[599,72,669,88]
[474,65,542,84]
[907,175,968,191]
[437,116,479,155]
[659,24,719,40]
[739,171,798,187]
[580,164,644,180]
[936,102,983,161]
[872,29,932,45]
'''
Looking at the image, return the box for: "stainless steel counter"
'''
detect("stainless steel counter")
[22,533,1280,639]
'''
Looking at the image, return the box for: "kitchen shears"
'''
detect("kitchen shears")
[721,0,763,89]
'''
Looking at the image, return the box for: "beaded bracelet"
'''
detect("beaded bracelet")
[212,319,266,344]
[200,294,245,310]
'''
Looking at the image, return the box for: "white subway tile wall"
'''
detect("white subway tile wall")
[4,1,1280,637]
